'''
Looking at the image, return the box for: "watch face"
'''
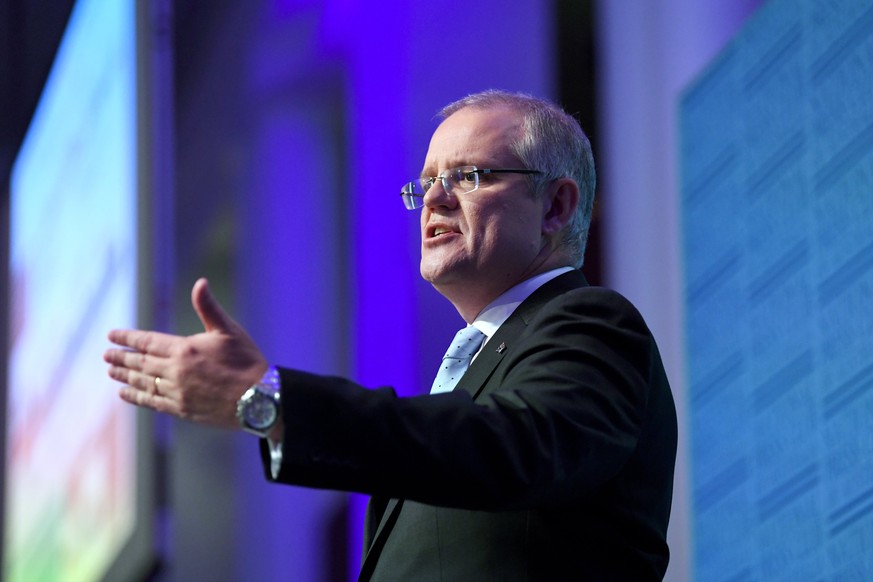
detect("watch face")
[244,390,278,430]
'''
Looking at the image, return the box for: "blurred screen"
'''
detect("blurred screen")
[4,0,140,580]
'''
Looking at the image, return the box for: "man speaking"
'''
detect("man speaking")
[105,90,677,580]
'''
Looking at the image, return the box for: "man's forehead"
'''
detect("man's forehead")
[423,106,522,170]
[436,105,522,137]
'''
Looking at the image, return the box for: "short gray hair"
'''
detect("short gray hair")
[439,90,596,268]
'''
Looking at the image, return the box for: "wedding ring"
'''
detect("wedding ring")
[154,376,162,391]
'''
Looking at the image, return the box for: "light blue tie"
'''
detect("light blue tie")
[430,325,487,394]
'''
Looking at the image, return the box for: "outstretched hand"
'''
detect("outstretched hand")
[104,278,268,429]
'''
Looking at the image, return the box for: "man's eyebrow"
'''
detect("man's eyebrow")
[419,166,441,180]
[418,163,435,179]
[421,162,475,178]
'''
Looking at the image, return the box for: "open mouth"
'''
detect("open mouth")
[426,223,459,239]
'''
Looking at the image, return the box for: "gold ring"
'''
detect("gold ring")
[154,376,161,390]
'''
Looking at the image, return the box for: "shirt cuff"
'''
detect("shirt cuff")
[267,436,283,479]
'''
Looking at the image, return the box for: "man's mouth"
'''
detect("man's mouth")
[426,223,458,239]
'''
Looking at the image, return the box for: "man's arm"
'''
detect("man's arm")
[261,287,669,512]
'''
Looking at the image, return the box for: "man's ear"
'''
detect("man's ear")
[542,178,580,237]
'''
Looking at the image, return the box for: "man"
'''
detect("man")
[105,90,677,580]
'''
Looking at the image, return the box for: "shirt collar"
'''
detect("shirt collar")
[471,266,575,339]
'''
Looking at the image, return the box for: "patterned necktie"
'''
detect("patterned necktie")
[430,325,487,394]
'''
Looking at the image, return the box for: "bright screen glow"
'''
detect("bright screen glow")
[4,0,139,580]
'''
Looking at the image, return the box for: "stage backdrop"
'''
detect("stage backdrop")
[680,0,873,579]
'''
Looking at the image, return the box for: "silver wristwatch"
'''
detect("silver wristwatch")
[236,365,281,437]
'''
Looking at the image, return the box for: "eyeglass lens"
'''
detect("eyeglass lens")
[401,166,480,210]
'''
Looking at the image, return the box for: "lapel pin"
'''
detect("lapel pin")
[496,342,506,353]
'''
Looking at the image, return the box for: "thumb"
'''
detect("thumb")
[192,278,237,332]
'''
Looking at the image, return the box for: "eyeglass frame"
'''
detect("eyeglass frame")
[400,166,542,210]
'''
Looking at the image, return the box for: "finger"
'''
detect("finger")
[119,386,180,416]
[191,278,238,333]
[107,329,177,357]
[107,365,162,394]
[103,348,138,368]
[103,348,169,377]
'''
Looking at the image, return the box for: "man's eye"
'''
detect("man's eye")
[461,172,477,182]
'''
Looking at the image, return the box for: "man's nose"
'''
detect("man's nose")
[423,178,457,209]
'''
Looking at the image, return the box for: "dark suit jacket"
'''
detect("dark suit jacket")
[261,270,677,581]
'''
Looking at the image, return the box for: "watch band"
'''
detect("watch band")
[257,365,281,394]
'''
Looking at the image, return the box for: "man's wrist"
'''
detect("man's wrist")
[236,365,282,437]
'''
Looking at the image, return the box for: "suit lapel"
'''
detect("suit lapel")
[456,270,588,401]
[454,318,520,400]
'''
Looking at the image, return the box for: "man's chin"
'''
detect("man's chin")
[420,262,461,287]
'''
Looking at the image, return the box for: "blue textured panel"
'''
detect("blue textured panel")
[680,0,873,579]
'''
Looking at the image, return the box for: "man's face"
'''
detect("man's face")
[419,106,548,305]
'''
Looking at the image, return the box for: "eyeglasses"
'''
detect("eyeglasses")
[400,165,541,210]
